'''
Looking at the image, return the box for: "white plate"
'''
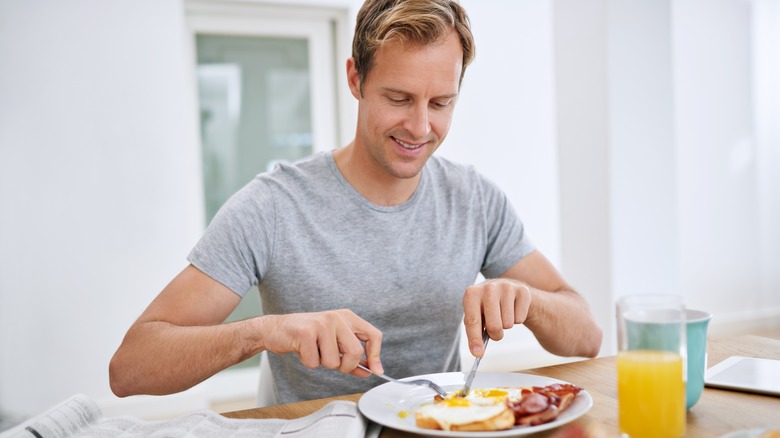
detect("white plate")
[358,371,593,437]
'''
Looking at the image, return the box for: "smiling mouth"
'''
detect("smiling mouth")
[393,137,426,150]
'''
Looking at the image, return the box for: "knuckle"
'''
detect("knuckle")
[321,357,340,369]
[321,310,338,323]
[341,342,363,357]
[299,354,320,369]
[297,328,318,345]
[463,314,482,326]
[463,286,481,302]
[484,321,502,334]
[464,285,479,295]
[335,308,356,320]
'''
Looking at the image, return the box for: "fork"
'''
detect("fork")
[356,363,448,398]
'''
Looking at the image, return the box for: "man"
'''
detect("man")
[109,0,602,404]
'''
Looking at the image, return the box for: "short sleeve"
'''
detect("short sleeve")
[478,175,535,278]
[187,177,275,297]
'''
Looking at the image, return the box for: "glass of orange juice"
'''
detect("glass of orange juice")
[616,294,686,438]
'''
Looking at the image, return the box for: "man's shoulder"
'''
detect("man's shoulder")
[250,152,332,190]
[223,153,330,209]
[426,155,494,189]
[426,154,478,178]
[422,156,509,213]
[267,152,329,177]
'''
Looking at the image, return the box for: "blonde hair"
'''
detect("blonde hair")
[352,0,475,94]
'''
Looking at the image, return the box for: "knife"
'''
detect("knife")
[460,329,490,397]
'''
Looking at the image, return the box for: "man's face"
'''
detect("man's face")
[348,31,463,181]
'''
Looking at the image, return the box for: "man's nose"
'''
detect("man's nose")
[404,103,431,139]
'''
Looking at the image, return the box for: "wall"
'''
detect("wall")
[553,0,613,354]
[447,0,569,376]
[0,0,204,418]
[554,0,780,354]
[754,0,780,313]
[450,0,561,261]
[1,0,778,420]
[673,0,764,319]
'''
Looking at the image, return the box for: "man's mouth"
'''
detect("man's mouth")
[393,137,425,150]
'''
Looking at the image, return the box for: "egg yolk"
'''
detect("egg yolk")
[477,389,508,398]
[442,397,471,407]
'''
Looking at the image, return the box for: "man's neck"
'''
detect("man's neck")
[332,144,421,207]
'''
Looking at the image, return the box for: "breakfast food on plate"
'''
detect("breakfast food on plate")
[415,383,583,431]
[415,388,519,431]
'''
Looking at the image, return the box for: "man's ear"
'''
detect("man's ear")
[346,57,362,99]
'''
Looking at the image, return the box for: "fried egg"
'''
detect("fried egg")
[415,387,522,429]
[465,387,524,404]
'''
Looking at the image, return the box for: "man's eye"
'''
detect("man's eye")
[388,97,407,104]
[432,100,451,109]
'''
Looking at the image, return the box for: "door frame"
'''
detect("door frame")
[184,0,354,154]
[180,0,354,383]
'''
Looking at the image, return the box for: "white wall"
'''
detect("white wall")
[553,0,780,354]
[754,0,780,314]
[0,0,204,418]
[673,0,765,317]
[448,0,561,261]
[446,0,568,376]
[553,0,613,354]
[1,0,778,420]
[608,0,677,309]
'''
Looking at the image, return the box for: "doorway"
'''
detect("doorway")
[186,1,349,370]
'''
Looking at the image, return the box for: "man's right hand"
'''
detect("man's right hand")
[257,310,384,376]
[110,265,384,397]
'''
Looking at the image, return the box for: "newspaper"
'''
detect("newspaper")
[1,394,368,438]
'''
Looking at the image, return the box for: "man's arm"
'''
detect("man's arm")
[462,250,602,359]
[109,264,383,397]
[110,264,259,396]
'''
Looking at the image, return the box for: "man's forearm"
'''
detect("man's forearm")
[523,288,603,358]
[109,318,262,397]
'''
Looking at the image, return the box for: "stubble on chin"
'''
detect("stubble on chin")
[380,147,432,180]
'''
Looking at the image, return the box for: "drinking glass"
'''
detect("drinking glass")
[616,294,686,438]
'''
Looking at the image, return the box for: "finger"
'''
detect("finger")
[350,359,373,378]
[316,311,359,370]
[296,330,323,369]
[335,325,365,374]
[481,288,505,341]
[362,336,384,375]
[317,327,343,370]
[514,283,532,324]
[354,320,384,375]
[500,286,516,330]
[463,286,486,357]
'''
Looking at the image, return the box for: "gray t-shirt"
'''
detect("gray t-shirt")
[188,151,534,403]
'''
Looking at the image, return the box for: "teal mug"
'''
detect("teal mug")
[686,309,712,409]
[623,307,712,409]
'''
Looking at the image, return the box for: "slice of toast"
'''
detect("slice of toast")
[415,406,515,431]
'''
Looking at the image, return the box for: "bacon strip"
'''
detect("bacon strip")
[507,383,583,427]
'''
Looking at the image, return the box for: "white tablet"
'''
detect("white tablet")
[705,356,780,396]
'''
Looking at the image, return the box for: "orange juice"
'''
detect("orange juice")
[617,350,685,438]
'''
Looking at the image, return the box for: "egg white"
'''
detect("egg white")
[417,401,507,428]
[466,387,525,404]
[416,387,523,429]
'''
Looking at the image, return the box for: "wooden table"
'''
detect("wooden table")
[223,335,780,437]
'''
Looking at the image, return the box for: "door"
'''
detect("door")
[186,2,345,370]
